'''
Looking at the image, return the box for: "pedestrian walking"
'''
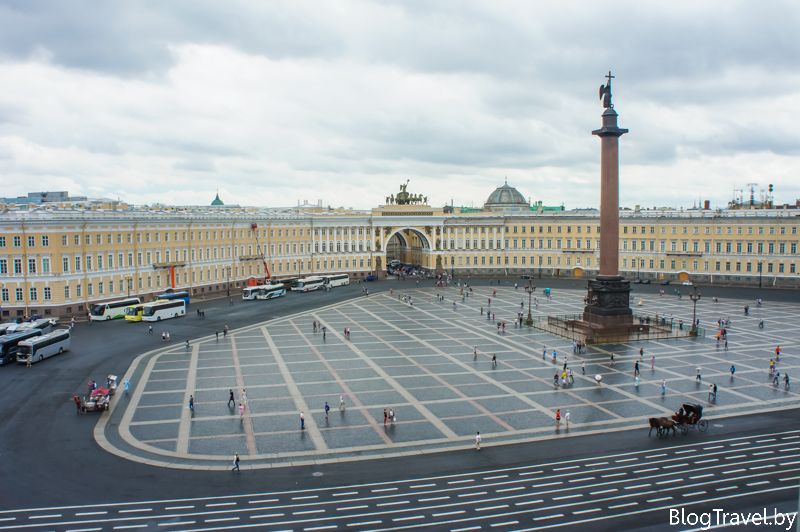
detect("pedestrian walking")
[241,389,248,406]
[724,339,728,351]
[324,401,330,419]
[228,389,235,408]
[300,411,305,430]
[215,331,219,341]
[565,410,571,428]
[555,408,561,427]
[161,331,166,342]
[651,355,655,371]
[543,347,547,360]
[696,367,702,382]
[322,326,327,340]
[232,453,240,471]
[389,408,395,424]
[148,325,153,335]
[123,378,130,395]
[239,402,245,418]
[475,431,481,450]
[339,394,346,411]
[189,394,194,412]
[223,324,229,337]
[581,361,585,375]
[610,353,615,366]
[661,379,667,395]
[185,340,190,351]
[639,347,644,359]
[473,346,478,361]
[70,316,76,330]
[634,360,640,376]
[165,331,170,342]
[383,408,388,425]
[72,394,82,414]
[491,353,497,368]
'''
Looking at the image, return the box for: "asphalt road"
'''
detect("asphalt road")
[1,278,798,531]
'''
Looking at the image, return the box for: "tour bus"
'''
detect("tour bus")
[242,285,269,301]
[154,290,191,305]
[0,330,42,365]
[323,274,350,288]
[269,277,299,290]
[16,329,71,365]
[256,284,287,300]
[124,302,151,322]
[90,297,141,321]
[141,299,186,322]
[5,318,57,335]
[290,276,325,292]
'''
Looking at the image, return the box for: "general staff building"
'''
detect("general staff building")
[1,184,798,319]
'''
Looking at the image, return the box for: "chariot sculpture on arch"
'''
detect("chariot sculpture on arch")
[387,179,427,205]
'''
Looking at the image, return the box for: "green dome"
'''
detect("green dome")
[211,192,224,206]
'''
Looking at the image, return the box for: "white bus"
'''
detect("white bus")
[290,276,325,292]
[256,284,287,300]
[90,297,141,321]
[5,318,57,334]
[16,329,71,364]
[141,299,186,322]
[324,274,350,288]
[242,285,269,301]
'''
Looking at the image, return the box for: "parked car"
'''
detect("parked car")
[641,279,651,284]
[660,280,671,285]
[681,281,693,286]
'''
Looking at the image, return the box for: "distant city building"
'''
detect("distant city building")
[0,184,798,318]
[1,191,88,205]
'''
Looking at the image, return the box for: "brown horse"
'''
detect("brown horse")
[648,417,677,437]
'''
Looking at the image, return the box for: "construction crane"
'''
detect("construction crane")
[250,223,271,283]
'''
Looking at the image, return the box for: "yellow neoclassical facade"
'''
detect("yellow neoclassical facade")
[1,184,799,318]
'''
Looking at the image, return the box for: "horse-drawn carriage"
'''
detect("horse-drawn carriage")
[648,403,708,437]
[671,403,708,435]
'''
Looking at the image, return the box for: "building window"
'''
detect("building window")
[0,288,7,302]
[15,288,23,301]
[64,285,70,300]
[76,284,82,297]
[43,287,51,300]
[29,287,37,301]
[75,256,81,272]
[14,259,22,274]
[0,259,6,274]
[13,236,21,247]
[63,257,69,273]
[28,258,36,273]
[41,235,49,246]
[42,257,50,273]
[0,237,5,247]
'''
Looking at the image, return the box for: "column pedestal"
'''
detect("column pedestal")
[583,276,633,328]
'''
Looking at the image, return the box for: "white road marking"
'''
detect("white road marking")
[251,513,285,518]
[118,509,151,514]
[533,513,564,521]
[75,512,108,516]
[29,514,62,519]
[206,502,236,507]
[477,505,509,512]
[336,505,368,511]
[293,509,325,515]
[532,481,562,488]
[158,522,195,527]
[164,506,194,510]
[553,465,580,471]
[552,494,583,501]
[432,510,465,517]
[647,496,673,503]
[409,483,436,489]
[332,491,358,497]
[715,486,737,491]
[590,488,618,495]
[204,517,239,522]
[623,483,651,490]
[448,479,475,485]
[392,515,425,522]
[418,496,450,502]
[609,502,639,509]
[304,526,337,531]
[347,521,382,527]
[371,487,398,493]
[497,486,525,493]
[376,501,409,507]
[291,495,319,501]
[484,475,509,480]
[457,491,488,498]
[573,508,602,515]
[113,526,147,530]
[490,521,519,527]
[746,481,770,487]
[683,491,707,497]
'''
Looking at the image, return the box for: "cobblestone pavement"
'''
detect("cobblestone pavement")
[97,285,799,469]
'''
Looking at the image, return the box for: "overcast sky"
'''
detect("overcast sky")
[1,1,798,210]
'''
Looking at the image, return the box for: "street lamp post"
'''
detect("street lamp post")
[525,280,534,326]
[689,285,701,336]
[226,266,231,297]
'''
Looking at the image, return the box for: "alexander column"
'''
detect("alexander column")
[583,72,633,329]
